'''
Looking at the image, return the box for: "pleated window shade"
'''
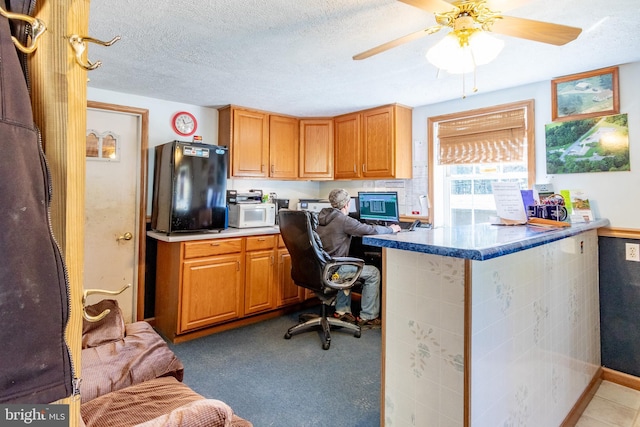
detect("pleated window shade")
[437,108,526,165]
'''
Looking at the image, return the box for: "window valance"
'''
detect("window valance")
[437,108,526,165]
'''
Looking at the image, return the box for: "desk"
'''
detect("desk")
[364,220,609,427]
[349,236,382,271]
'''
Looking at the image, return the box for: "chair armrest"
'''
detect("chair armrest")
[333,256,365,264]
[322,257,365,290]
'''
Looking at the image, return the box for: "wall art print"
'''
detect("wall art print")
[551,66,619,122]
[545,113,629,174]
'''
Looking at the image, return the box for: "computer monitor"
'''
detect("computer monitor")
[348,196,359,219]
[357,191,399,224]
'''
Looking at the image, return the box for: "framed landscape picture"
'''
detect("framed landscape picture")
[551,66,619,122]
[545,113,629,174]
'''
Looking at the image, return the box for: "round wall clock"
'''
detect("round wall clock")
[171,111,197,136]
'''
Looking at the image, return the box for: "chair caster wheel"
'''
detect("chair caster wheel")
[322,342,330,350]
[354,330,361,338]
[284,332,292,339]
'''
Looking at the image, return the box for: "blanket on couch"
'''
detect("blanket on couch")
[81,376,252,427]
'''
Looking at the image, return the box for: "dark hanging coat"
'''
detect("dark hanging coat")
[0,0,74,403]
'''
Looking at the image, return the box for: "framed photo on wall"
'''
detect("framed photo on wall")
[545,113,629,174]
[551,66,619,122]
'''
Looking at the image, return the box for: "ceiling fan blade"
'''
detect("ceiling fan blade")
[353,25,442,60]
[491,15,582,46]
[483,0,532,13]
[398,0,454,14]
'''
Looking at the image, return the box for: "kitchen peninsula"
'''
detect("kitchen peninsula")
[363,219,609,427]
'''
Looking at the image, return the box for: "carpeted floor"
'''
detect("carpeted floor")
[167,309,381,427]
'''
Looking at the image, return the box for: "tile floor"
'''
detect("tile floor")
[576,381,640,427]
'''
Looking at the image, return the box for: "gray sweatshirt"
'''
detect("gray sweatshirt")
[316,207,395,257]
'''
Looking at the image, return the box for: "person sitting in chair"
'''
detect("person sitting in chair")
[316,189,400,328]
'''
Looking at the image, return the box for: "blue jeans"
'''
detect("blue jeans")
[334,264,380,321]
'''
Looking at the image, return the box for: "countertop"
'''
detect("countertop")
[147,226,281,243]
[362,219,610,261]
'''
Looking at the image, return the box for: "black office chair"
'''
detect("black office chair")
[278,209,363,350]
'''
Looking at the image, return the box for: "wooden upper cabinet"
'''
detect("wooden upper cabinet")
[299,119,333,179]
[269,115,299,179]
[362,104,413,179]
[219,103,411,180]
[218,106,269,178]
[334,104,413,180]
[334,112,362,179]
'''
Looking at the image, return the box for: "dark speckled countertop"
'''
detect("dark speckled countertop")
[362,219,610,261]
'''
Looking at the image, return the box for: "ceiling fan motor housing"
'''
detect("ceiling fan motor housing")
[436,1,502,31]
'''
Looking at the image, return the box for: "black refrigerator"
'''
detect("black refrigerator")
[151,141,228,234]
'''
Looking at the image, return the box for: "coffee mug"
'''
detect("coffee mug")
[527,205,548,219]
[527,205,567,221]
[546,205,568,221]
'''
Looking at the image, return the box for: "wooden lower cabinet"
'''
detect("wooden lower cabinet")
[244,235,277,315]
[277,247,304,306]
[155,233,308,343]
[180,254,243,332]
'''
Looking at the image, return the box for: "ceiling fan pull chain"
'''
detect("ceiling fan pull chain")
[471,50,479,94]
[473,67,478,94]
[462,70,466,99]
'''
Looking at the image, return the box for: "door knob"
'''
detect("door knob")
[116,232,133,242]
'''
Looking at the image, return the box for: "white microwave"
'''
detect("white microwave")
[228,203,276,228]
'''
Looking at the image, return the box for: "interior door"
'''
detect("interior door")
[84,105,143,322]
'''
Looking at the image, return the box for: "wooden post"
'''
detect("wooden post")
[29,0,90,424]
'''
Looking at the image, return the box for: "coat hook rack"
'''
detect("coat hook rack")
[82,283,131,322]
[0,6,46,53]
[68,34,121,70]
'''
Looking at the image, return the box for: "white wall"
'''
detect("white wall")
[411,61,640,229]
[89,60,640,227]
[86,88,322,212]
[88,87,219,146]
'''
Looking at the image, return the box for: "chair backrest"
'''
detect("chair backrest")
[278,209,331,293]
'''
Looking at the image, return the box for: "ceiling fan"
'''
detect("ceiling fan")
[353,0,582,61]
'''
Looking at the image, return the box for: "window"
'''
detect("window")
[428,100,535,226]
[86,129,120,161]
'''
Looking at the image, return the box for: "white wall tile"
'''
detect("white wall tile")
[384,229,601,426]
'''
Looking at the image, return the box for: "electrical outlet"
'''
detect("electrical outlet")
[626,243,640,262]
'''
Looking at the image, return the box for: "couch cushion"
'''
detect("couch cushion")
[81,321,184,403]
[82,299,125,349]
[81,376,201,427]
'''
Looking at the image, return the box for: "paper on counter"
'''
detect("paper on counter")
[491,182,527,224]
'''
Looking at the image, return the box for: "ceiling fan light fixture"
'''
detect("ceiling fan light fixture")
[426,30,504,74]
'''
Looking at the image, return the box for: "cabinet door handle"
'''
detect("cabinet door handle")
[210,242,220,246]
[236,261,240,271]
[362,164,365,172]
[353,164,356,173]
[271,164,274,173]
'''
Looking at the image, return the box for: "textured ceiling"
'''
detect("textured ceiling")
[87,0,640,117]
